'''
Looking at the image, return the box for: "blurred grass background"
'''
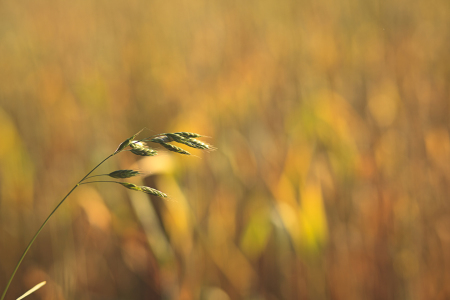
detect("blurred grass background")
[0,0,449,299]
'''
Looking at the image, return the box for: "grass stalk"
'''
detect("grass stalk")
[79,180,122,185]
[0,129,212,300]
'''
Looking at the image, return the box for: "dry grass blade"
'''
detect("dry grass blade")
[16,281,46,300]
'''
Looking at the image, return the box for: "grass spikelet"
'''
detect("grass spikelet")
[190,138,216,150]
[108,170,140,179]
[118,182,142,191]
[131,147,158,156]
[165,133,187,143]
[139,186,168,198]
[130,141,147,149]
[159,142,191,155]
[181,138,212,150]
[173,132,203,138]
[165,133,212,150]
[150,135,174,143]
[114,129,144,154]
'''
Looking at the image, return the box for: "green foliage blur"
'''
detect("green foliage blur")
[0,0,449,299]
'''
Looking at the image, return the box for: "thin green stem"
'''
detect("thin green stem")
[79,180,121,185]
[83,174,109,180]
[79,154,116,182]
[1,153,116,300]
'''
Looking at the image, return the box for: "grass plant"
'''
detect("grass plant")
[0,130,213,300]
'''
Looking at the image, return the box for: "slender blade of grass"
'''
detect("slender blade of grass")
[16,281,46,300]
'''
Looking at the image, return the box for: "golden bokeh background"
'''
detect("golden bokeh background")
[0,0,449,299]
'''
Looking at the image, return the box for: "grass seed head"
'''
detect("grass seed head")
[160,142,191,155]
[165,133,186,143]
[165,133,212,150]
[130,141,147,149]
[114,129,144,153]
[131,147,158,156]
[118,182,141,191]
[173,132,203,138]
[150,135,174,144]
[108,170,140,179]
[182,138,212,150]
[140,186,168,198]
